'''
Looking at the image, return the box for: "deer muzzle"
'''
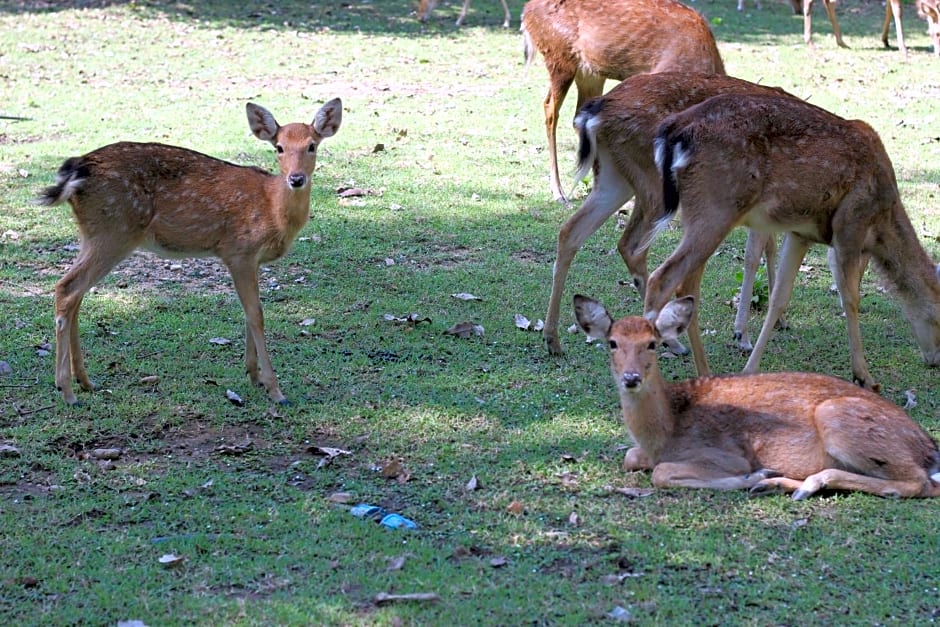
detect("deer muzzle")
[288,173,308,189]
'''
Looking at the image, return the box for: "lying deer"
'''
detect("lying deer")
[544,72,790,358]
[575,294,940,499]
[521,0,725,204]
[649,91,940,391]
[36,99,343,405]
[417,0,511,27]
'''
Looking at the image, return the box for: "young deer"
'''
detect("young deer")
[544,72,790,358]
[521,0,725,204]
[417,0,511,27]
[36,99,343,405]
[575,294,940,499]
[649,92,940,392]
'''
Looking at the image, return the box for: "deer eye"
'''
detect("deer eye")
[275,144,284,154]
[608,340,618,349]
[307,142,317,153]
[647,341,657,351]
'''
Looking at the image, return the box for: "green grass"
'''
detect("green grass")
[1,0,939,624]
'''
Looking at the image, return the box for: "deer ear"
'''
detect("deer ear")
[246,103,279,143]
[655,297,695,342]
[313,98,342,139]
[573,295,613,341]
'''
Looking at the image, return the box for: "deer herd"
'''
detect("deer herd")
[37,1,940,501]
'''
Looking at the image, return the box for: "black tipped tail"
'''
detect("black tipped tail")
[653,121,691,225]
[34,156,87,206]
[572,98,603,185]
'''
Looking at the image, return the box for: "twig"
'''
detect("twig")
[14,404,55,417]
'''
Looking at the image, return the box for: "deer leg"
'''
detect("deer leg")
[763,232,787,330]
[54,239,135,404]
[623,446,652,472]
[545,167,633,355]
[829,247,878,391]
[822,0,848,47]
[651,456,777,491]
[792,468,935,500]
[802,0,815,45]
[743,234,810,374]
[226,259,287,404]
[674,265,707,373]
[455,0,471,26]
[543,73,575,204]
[499,0,510,27]
[734,230,769,352]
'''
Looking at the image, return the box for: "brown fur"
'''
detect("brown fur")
[650,92,940,392]
[36,99,343,405]
[575,295,940,499]
[544,72,791,357]
[520,0,725,203]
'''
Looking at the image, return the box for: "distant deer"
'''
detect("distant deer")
[575,294,940,499]
[36,99,343,405]
[417,0,511,27]
[544,73,791,358]
[521,0,725,204]
[799,0,939,54]
[648,91,940,392]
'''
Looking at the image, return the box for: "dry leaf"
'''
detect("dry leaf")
[607,606,633,622]
[374,592,439,605]
[215,440,252,455]
[607,486,655,498]
[382,312,432,326]
[209,337,231,345]
[489,556,508,568]
[506,500,524,515]
[299,318,316,327]
[328,492,353,503]
[0,444,21,458]
[465,475,479,491]
[513,313,531,330]
[90,448,122,460]
[137,375,159,385]
[309,445,352,469]
[451,292,482,301]
[444,321,484,339]
[903,389,917,409]
[381,458,411,483]
[568,511,580,526]
[158,554,185,568]
[387,555,407,571]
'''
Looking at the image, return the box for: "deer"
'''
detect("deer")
[574,294,940,499]
[800,0,939,55]
[520,0,725,205]
[417,0,512,27]
[35,99,343,406]
[544,72,793,358]
[647,91,940,392]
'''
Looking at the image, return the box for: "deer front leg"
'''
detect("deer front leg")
[821,0,848,47]
[227,260,288,404]
[543,75,574,204]
[623,446,652,471]
[734,230,771,352]
[651,461,779,491]
[829,248,878,392]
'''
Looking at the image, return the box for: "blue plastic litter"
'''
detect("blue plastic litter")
[350,503,386,519]
[379,513,419,530]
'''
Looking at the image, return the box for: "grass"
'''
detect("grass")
[1,0,939,624]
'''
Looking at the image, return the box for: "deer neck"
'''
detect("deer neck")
[618,368,675,463]
[267,176,313,238]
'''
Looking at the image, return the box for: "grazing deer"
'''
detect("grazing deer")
[417,0,511,27]
[648,92,940,391]
[544,72,790,357]
[35,99,343,405]
[575,294,940,499]
[521,0,725,204]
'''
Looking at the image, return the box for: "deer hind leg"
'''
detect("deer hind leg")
[226,259,287,404]
[882,0,906,52]
[735,230,769,352]
[822,0,848,47]
[545,163,633,355]
[743,234,810,375]
[792,468,934,499]
[543,72,575,204]
[54,238,137,404]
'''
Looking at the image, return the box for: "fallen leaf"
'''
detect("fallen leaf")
[381,458,411,483]
[607,486,655,498]
[299,318,316,327]
[308,445,352,469]
[568,511,580,526]
[329,492,353,504]
[0,444,21,458]
[158,554,185,568]
[209,337,231,345]
[489,556,508,568]
[225,389,244,407]
[374,592,439,605]
[513,313,531,330]
[465,475,479,491]
[444,321,484,338]
[607,606,633,622]
[90,448,122,460]
[337,186,374,197]
[506,500,524,515]
[387,555,407,571]
[451,292,482,301]
[903,389,917,410]
[215,440,252,455]
[137,375,159,385]
[382,312,432,326]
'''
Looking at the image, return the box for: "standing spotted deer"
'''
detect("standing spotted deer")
[543,72,791,358]
[521,0,725,204]
[417,0,512,27]
[647,92,940,391]
[575,294,940,499]
[36,99,343,405]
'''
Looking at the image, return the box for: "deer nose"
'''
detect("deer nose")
[288,173,307,189]
[621,372,642,389]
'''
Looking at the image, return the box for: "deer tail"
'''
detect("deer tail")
[33,156,87,206]
[652,121,693,237]
[522,17,536,68]
[571,98,603,193]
